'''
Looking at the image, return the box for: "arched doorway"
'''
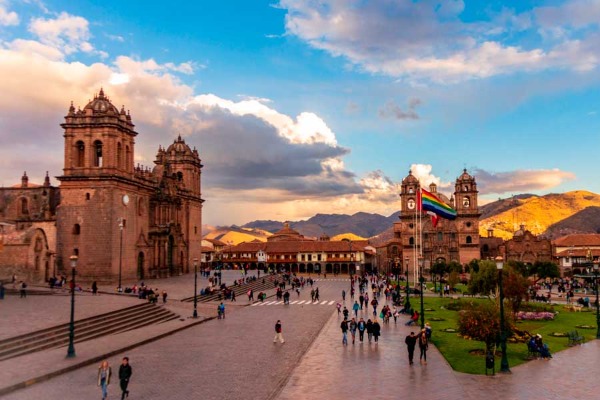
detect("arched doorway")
[326,263,333,273]
[137,252,145,280]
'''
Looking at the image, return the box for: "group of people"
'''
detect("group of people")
[96,356,133,400]
[528,334,552,359]
[340,317,381,345]
[404,328,430,365]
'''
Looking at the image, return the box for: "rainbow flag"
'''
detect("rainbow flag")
[417,188,457,220]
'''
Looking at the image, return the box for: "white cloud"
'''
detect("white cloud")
[279,0,600,83]
[409,164,451,189]
[29,12,93,55]
[0,1,19,26]
[474,168,576,194]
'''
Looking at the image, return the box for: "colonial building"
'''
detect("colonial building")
[393,169,481,279]
[499,225,552,264]
[0,89,204,283]
[553,234,600,275]
[221,223,375,274]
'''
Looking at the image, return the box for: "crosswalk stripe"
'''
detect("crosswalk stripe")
[275,301,283,305]
[251,302,260,306]
[297,300,306,305]
[320,300,327,305]
[291,300,298,304]
[328,301,334,305]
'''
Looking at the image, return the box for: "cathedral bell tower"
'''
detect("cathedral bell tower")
[453,169,481,263]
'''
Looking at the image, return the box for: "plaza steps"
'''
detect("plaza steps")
[181,277,277,303]
[0,303,179,362]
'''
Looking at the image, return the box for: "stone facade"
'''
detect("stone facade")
[393,169,481,278]
[0,89,203,284]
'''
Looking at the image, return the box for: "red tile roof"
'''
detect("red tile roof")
[553,234,600,247]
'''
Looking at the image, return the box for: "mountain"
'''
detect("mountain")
[480,190,600,239]
[241,211,400,240]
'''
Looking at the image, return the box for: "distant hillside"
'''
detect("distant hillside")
[204,226,270,245]
[480,190,600,239]
[544,206,600,239]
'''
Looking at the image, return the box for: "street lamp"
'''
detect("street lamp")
[118,219,124,292]
[418,255,425,329]
[193,258,199,318]
[594,262,600,339]
[495,256,510,373]
[66,254,78,358]
[405,256,411,312]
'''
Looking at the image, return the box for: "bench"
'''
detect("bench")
[567,330,584,346]
[526,341,539,359]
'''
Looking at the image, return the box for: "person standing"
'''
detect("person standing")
[92,281,98,295]
[359,294,365,310]
[231,290,236,302]
[0,281,5,300]
[342,306,349,320]
[340,318,348,345]
[118,357,132,400]
[97,360,112,400]
[342,289,346,302]
[349,318,357,344]
[162,290,168,303]
[405,332,417,365]
[357,318,366,342]
[274,320,285,344]
[218,302,225,319]
[20,281,27,298]
[418,329,429,364]
[372,318,381,343]
[366,319,373,343]
[371,298,378,316]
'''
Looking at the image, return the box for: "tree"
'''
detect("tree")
[448,261,463,274]
[431,261,447,293]
[448,271,460,290]
[530,261,560,281]
[507,260,527,277]
[458,301,513,353]
[467,260,498,297]
[502,266,530,314]
[466,259,480,274]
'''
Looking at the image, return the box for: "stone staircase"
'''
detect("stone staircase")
[0,303,179,361]
[181,277,278,303]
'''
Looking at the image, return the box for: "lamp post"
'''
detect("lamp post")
[193,258,199,318]
[118,219,123,292]
[594,262,600,339]
[419,255,425,329]
[405,256,411,312]
[495,256,510,373]
[66,255,77,358]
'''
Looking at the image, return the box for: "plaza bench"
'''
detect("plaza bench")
[567,330,584,346]
[526,342,539,359]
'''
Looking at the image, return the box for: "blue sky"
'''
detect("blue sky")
[1,0,599,225]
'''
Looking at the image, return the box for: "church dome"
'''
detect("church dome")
[402,170,419,184]
[166,135,194,155]
[83,88,119,115]
[458,168,473,181]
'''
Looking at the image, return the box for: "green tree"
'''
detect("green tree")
[507,260,527,277]
[431,261,447,293]
[458,301,513,353]
[530,261,560,282]
[448,261,463,274]
[466,259,480,274]
[502,266,530,314]
[448,271,460,290]
[467,260,498,297]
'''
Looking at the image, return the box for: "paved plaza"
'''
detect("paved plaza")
[1,275,600,399]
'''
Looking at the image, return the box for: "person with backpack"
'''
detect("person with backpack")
[217,302,225,319]
[273,320,285,343]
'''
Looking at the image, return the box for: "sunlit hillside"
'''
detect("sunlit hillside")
[480,190,600,239]
[331,233,367,241]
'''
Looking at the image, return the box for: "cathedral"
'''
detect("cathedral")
[0,89,203,283]
[393,169,481,279]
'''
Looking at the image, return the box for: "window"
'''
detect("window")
[93,140,103,167]
[466,236,472,244]
[177,171,183,181]
[466,222,472,228]
[117,142,123,169]
[409,223,414,229]
[194,226,197,234]
[73,224,81,235]
[85,193,90,200]
[20,198,29,215]
[437,232,443,242]
[73,248,79,256]
[308,254,312,261]
[317,254,322,261]
[76,141,85,167]
[409,237,415,245]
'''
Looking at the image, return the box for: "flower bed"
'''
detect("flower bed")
[515,311,555,321]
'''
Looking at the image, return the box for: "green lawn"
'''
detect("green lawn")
[414,296,598,375]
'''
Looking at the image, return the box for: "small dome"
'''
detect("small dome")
[166,135,193,155]
[458,168,473,181]
[83,88,120,115]
[403,170,419,184]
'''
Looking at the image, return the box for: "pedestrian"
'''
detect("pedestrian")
[349,318,357,344]
[20,281,27,298]
[366,319,373,343]
[357,318,366,342]
[311,289,315,302]
[342,289,346,301]
[274,320,285,343]
[248,289,254,301]
[92,281,98,295]
[315,287,320,301]
[425,322,432,339]
[231,290,236,302]
[97,360,112,400]
[371,298,378,316]
[162,290,168,303]
[359,294,364,310]
[340,318,348,345]
[419,328,429,364]
[336,302,342,315]
[372,318,381,343]
[353,300,360,318]
[218,302,225,319]
[118,357,132,400]
[343,306,349,320]
[0,281,4,300]
[405,332,417,365]
[393,307,399,324]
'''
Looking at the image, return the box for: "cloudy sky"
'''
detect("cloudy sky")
[0,0,598,226]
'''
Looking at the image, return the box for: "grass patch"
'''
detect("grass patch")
[418,297,598,375]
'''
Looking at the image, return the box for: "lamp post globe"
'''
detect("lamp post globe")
[66,255,78,358]
[495,256,510,373]
[193,258,199,318]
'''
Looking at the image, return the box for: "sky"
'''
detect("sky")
[0,0,599,226]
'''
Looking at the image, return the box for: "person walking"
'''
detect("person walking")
[19,281,27,298]
[357,318,366,342]
[371,298,378,316]
[274,320,285,343]
[418,328,429,364]
[218,302,225,319]
[372,318,381,343]
[349,318,357,344]
[342,289,346,302]
[405,332,417,365]
[92,281,98,295]
[393,307,399,325]
[118,357,132,400]
[231,290,236,302]
[352,301,360,318]
[315,287,320,302]
[340,318,348,345]
[359,294,365,310]
[366,319,373,343]
[336,302,342,315]
[162,290,168,303]
[343,306,349,320]
[97,360,112,400]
